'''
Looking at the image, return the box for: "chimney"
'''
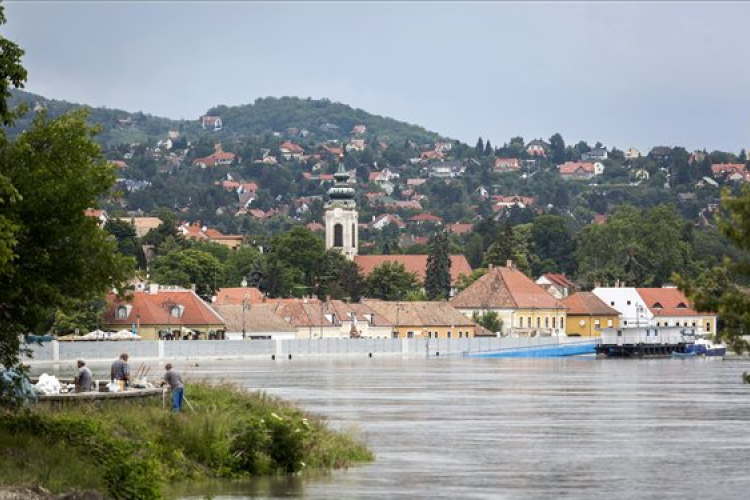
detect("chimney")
[488,264,494,270]
[149,283,159,295]
[506,260,515,269]
[615,279,620,288]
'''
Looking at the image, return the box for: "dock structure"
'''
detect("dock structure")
[596,326,696,358]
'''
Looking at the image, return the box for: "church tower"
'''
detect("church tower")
[325,164,358,260]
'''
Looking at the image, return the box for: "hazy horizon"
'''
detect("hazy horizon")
[4,1,749,153]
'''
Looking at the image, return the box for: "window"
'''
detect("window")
[624,320,628,325]
[170,306,182,318]
[458,331,463,338]
[610,301,615,306]
[545,317,549,328]
[447,331,452,339]
[333,224,343,247]
[561,317,564,329]
[706,322,711,332]
[607,319,613,327]
[352,224,356,247]
[552,317,557,328]
[536,317,541,328]
[594,320,601,330]
[527,317,532,328]
[117,306,128,319]
[627,300,631,306]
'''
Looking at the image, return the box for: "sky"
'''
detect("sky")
[3,1,749,153]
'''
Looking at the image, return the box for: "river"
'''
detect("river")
[157,355,750,500]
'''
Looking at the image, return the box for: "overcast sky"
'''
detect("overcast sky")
[3,1,748,152]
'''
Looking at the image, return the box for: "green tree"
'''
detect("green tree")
[549,133,566,165]
[0,110,134,367]
[425,231,451,300]
[531,215,576,275]
[483,221,514,267]
[105,218,145,268]
[50,297,107,336]
[473,311,503,334]
[225,246,262,287]
[475,137,484,157]
[267,226,327,296]
[680,187,750,355]
[150,249,225,299]
[315,250,366,302]
[365,261,420,301]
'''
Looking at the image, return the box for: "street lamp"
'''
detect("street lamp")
[242,294,249,340]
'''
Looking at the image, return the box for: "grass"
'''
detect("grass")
[0,382,373,500]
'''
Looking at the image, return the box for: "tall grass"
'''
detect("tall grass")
[0,381,373,499]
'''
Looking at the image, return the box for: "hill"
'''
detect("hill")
[7,90,444,147]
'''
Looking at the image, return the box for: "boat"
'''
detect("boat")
[693,338,727,357]
[671,350,697,359]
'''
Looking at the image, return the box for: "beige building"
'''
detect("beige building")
[364,300,477,339]
[451,264,567,336]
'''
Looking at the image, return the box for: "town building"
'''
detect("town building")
[451,263,568,336]
[536,273,577,299]
[364,300,476,339]
[558,161,604,180]
[561,292,620,337]
[104,286,225,340]
[591,286,717,334]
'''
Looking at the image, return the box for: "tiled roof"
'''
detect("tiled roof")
[325,300,392,326]
[213,304,296,333]
[267,300,330,327]
[363,300,475,327]
[451,266,565,310]
[214,287,265,306]
[711,163,745,175]
[561,292,618,316]
[559,162,596,174]
[279,141,304,153]
[104,290,225,328]
[542,273,576,289]
[408,213,443,222]
[447,223,473,235]
[354,255,472,285]
[636,288,708,317]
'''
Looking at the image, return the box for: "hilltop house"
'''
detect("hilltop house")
[201,116,222,131]
[279,141,304,161]
[582,147,608,162]
[526,139,550,157]
[711,163,746,178]
[451,263,568,336]
[192,145,236,167]
[493,157,521,172]
[558,161,604,181]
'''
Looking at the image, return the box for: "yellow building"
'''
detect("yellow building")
[561,292,620,337]
[364,300,476,339]
[451,264,568,336]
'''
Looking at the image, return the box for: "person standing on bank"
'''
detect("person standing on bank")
[74,359,94,393]
[110,353,130,390]
[160,363,184,412]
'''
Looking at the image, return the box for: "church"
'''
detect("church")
[324,164,472,294]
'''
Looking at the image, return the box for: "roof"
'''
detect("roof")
[279,141,304,153]
[446,223,473,235]
[325,300,392,326]
[711,163,745,175]
[104,290,225,328]
[408,213,443,222]
[364,300,475,327]
[542,273,576,289]
[559,162,596,174]
[451,266,565,310]
[213,304,296,333]
[214,287,265,306]
[636,287,707,317]
[266,300,330,327]
[353,255,472,286]
[561,292,619,316]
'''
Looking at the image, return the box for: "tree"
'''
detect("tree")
[50,298,107,336]
[266,226,326,296]
[425,231,451,300]
[483,221,514,267]
[150,249,225,299]
[681,187,750,355]
[549,133,566,165]
[105,219,145,268]
[475,137,484,157]
[484,140,493,157]
[531,215,576,275]
[365,261,420,301]
[315,250,366,302]
[473,311,503,334]
[0,110,134,368]
[225,246,262,287]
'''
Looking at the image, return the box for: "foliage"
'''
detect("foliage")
[150,248,225,299]
[266,226,326,297]
[365,261,420,301]
[50,297,107,335]
[456,268,487,292]
[425,231,451,300]
[680,187,750,354]
[473,311,503,334]
[0,382,372,498]
[0,111,134,368]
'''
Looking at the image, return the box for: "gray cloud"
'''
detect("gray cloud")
[3,1,748,152]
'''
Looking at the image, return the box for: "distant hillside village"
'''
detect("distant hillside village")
[10,90,746,338]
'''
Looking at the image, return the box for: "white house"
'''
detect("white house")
[592,287,717,335]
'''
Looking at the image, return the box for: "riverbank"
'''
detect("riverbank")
[0,382,372,500]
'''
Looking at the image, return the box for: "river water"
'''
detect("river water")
[160,356,750,500]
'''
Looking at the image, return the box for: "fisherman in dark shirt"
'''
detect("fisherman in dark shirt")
[160,363,184,412]
[74,359,94,393]
[110,353,130,389]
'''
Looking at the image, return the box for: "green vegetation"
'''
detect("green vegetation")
[0,382,372,500]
